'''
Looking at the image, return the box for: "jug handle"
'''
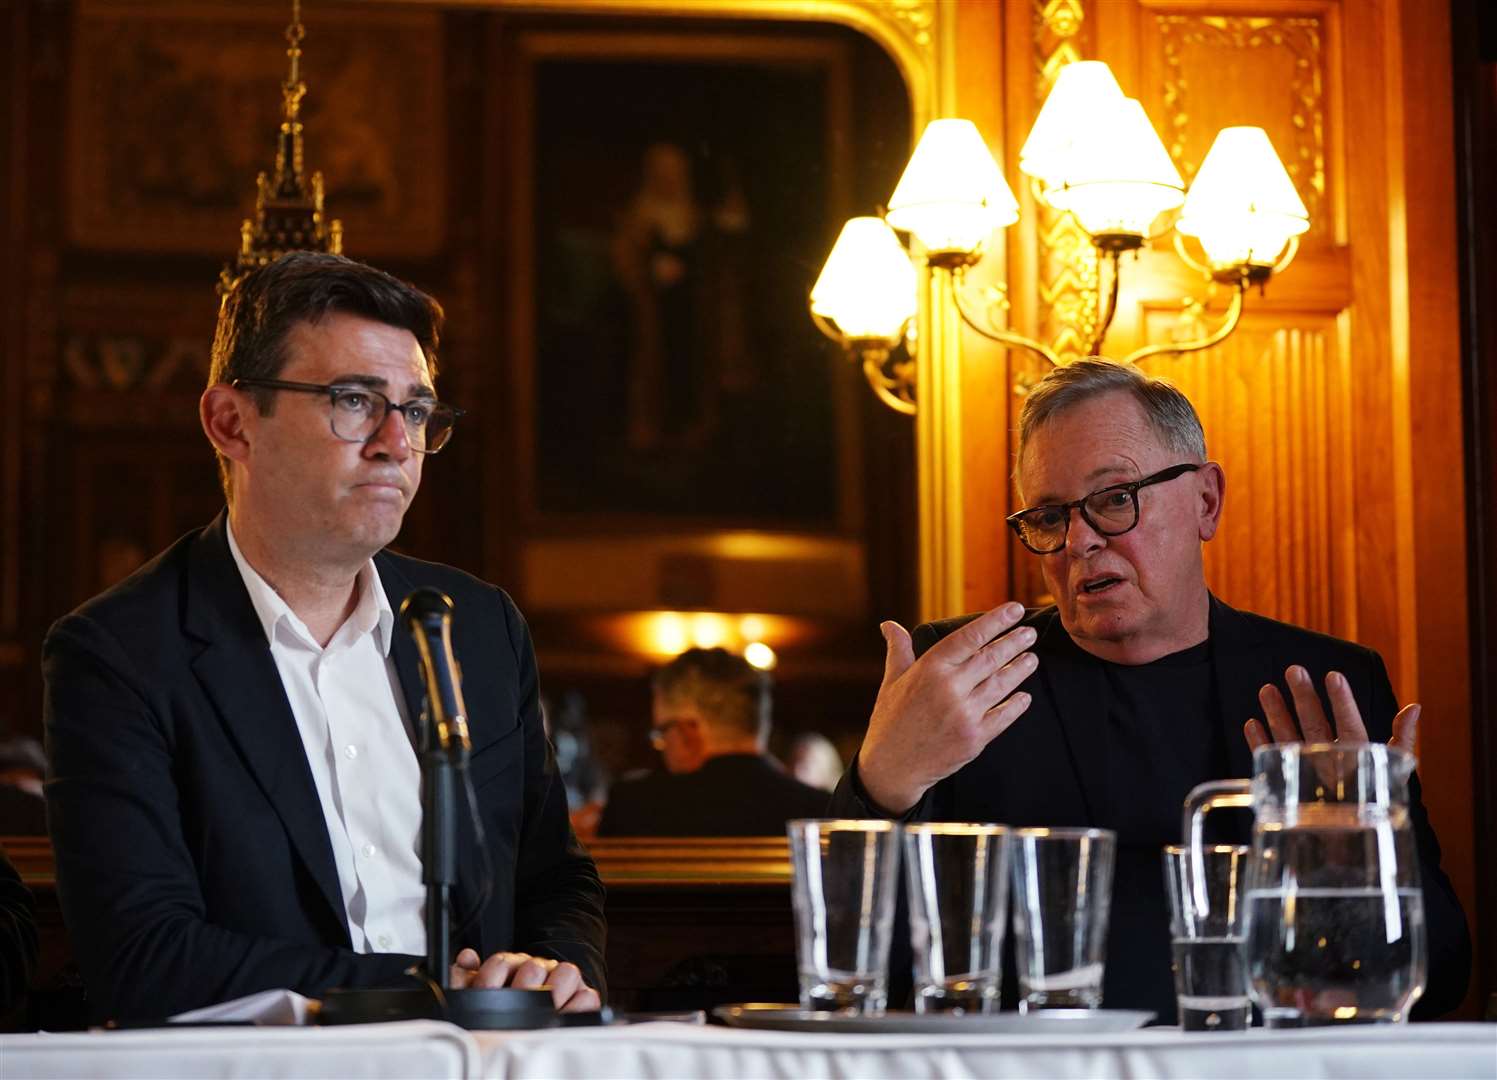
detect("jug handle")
[1182,780,1253,919]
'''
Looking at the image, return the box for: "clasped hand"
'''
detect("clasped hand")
[448,949,600,1013]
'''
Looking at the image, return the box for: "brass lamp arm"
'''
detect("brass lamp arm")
[948,268,1061,367]
[810,307,916,415]
[1122,277,1247,366]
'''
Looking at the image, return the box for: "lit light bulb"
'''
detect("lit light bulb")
[1043,98,1185,242]
[886,119,1019,258]
[1176,127,1309,271]
[810,217,917,342]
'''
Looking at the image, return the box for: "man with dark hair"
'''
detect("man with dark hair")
[598,647,828,836]
[45,252,605,1023]
[832,357,1470,1020]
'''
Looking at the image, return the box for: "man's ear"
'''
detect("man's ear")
[200,384,253,467]
[1197,461,1226,541]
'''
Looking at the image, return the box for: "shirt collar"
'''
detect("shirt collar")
[226,519,394,656]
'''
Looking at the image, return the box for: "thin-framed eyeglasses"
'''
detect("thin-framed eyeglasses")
[232,378,464,454]
[648,719,690,750]
[1006,463,1200,555]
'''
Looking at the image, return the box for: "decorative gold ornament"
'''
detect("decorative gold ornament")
[218,0,343,297]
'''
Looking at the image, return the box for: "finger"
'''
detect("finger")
[1285,665,1334,743]
[1257,683,1301,744]
[509,958,557,990]
[978,689,1031,743]
[1390,703,1420,759]
[928,603,1026,666]
[471,952,523,989]
[558,985,602,1014]
[970,625,1039,686]
[454,948,481,970]
[1324,671,1370,743]
[542,962,584,1008]
[879,621,915,689]
[969,647,1039,713]
[1243,717,1270,752]
[447,963,475,989]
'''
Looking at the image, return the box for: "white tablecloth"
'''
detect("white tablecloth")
[476,1020,1497,1080]
[1,1019,1492,1079]
[0,1020,479,1080]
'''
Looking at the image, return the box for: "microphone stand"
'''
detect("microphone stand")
[318,588,560,1030]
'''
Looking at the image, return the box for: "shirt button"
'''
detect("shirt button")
[376,934,393,950]
[344,744,359,760]
[361,843,377,859]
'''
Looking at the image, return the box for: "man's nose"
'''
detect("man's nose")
[364,405,412,461]
[1064,506,1107,556]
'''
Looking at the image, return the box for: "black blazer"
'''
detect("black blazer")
[831,595,1470,1019]
[43,514,606,1022]
[597,753,832,837]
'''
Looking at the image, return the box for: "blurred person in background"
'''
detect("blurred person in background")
[597,647,828,836]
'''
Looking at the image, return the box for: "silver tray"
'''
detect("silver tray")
[711,1003,1156,1035]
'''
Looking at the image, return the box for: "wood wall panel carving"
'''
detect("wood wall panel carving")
[1142,11,1331,248]
[1141,314,1353,639]
[66,1,445,257]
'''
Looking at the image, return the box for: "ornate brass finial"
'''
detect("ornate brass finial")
[218,0,344,296]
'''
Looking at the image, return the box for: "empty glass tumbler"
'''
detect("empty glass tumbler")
[787,818,901,1014]
[1010,827,1116,1011]
[904,823,1012,1015]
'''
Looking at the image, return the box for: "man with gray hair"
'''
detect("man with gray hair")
[598,647,828,835]
[831,358,1470,1020]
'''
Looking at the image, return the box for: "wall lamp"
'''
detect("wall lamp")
[811,61,1311,414]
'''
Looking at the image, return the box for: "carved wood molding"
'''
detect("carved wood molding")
[1153,12,1327,232]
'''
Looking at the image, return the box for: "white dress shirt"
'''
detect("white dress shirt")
[227,523,426,956]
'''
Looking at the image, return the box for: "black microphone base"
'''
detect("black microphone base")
[317,987,560,1030]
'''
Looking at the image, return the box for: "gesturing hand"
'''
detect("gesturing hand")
[1244,664,1419,760]
[857,602,1039,816]
[449,948,601,1013]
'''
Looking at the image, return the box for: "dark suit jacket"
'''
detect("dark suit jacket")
[831,595,1470,1020]
[43,514,606,1023]
[596,753,831,837]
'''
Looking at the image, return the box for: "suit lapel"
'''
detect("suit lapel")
[184,513,349,941]
[377,557,427,731]
[1037,614,1111,824]
[1207,595,1264,780]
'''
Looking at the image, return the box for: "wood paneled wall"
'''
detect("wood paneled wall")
[950,0,1482,1015]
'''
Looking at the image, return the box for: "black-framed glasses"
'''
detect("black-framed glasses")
[232,378,464,454]
[1006,463,1200,555]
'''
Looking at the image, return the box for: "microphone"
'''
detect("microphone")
[400,587,472,765]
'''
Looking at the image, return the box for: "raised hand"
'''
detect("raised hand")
[1244,664,1419,759]
[857,602,1039,815]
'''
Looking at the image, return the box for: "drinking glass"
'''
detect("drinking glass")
[1163,844,1252,1030]
[787,819,901,1014]
[904,823,1011,1015]
[1010,827,1116,1011]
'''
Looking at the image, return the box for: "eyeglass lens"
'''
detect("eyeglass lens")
[1016,490,1138,552]
[329,388,456,453]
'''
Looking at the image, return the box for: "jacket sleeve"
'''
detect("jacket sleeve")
[500,595,608,1000]
[44,615,421,1023]
[1356,648,1472,1018]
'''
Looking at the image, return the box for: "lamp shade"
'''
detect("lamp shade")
[810,217,917,343]
[886,119,1019,257]
[1176,126,1310,269]
[1043,97,1185,240]
[1019,60,1125,187]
